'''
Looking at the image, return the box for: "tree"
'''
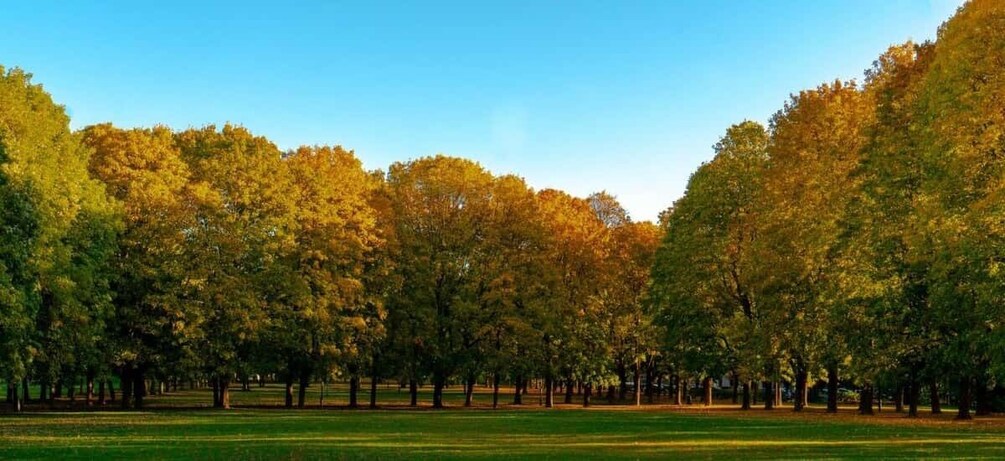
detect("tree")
[840,42,936,416]
[605,220,661,406]
[385,155,495,408]
[537,189,611,407]
[471,174,549,408]
[82,124,197,408]
[911,0,1005,419]
[175,125,297,409]
[650,121,769,409]
[757,82,873,411]
[278,145,386,408]
[0,173,39,411]
[0,67,112,411]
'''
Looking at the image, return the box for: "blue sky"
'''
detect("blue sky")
[1,0,963,221]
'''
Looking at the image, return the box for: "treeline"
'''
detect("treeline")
[0,70,661,411]
[3,0,1004,417]
[651,0,1005,419]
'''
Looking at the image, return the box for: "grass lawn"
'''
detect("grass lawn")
[3,398,1005,460]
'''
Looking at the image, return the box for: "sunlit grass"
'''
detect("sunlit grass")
[2,400,1005,459]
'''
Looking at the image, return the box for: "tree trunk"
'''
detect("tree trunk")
[409,378,418,407]
[565,378,574,404]
[775,381,782,407]
[464,375,475,407]
[370,375,378,409]
[513,375,522,405]
[957,377,973,420]
[38,379,48,404]
[741,381,751,410]
[583,383,592,407]
[794,368,807,412]
[859,385,874,415]
[98,380,106,406]
[132,370,145,409]
[219,376,231,409]
[875,384,882,412]
[673,375,683,405]
[432,371,445,409]
[634,360,642,407]
[763,381,774,410]
[895,383,904,413]
[907,376,919,418]
[85,372,95,407]
[826,364,838,413]
[349,375,359,408]
[544,373,554,408]
[284,375,294,408]
[108,379,115,403]
[702,376,713,407]
[731,372,739,405]
[492,374,500,409]
[297,372,309,408]
[8,381,21,412]
[930,380,941,414]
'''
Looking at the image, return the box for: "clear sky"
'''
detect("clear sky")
[1,0,963,221]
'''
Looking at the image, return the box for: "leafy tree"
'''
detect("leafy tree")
[385,155,495,408]
[537,189,611,407]
[605,220,661,405]
[757,82,873,411]
[175,125,298,408]
[279,145,386,408]
[650,121,769,408]
[82,124,196,408]
[471,174,549,407]
[0,67,111,410]
[911,0,1005,419]
[840,42,936,416]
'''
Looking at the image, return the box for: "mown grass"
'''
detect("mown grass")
[3,398,1005,460]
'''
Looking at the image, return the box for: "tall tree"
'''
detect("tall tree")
[606,220,661,406]
[386,155,495,408]
[911,0,1005,419]
[841,42,936,416]
[82,124,197,408]
[650,121,769,409]
[175,125,297,409]
[757,82,873,411]
[279,145,386,408]
[537,189,611,407]
[0,67,112,410]
[473,174,549,408]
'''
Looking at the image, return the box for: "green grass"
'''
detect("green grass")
[3,402,1005,460]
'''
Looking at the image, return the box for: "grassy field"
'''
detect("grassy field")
[4,396,1005,459]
